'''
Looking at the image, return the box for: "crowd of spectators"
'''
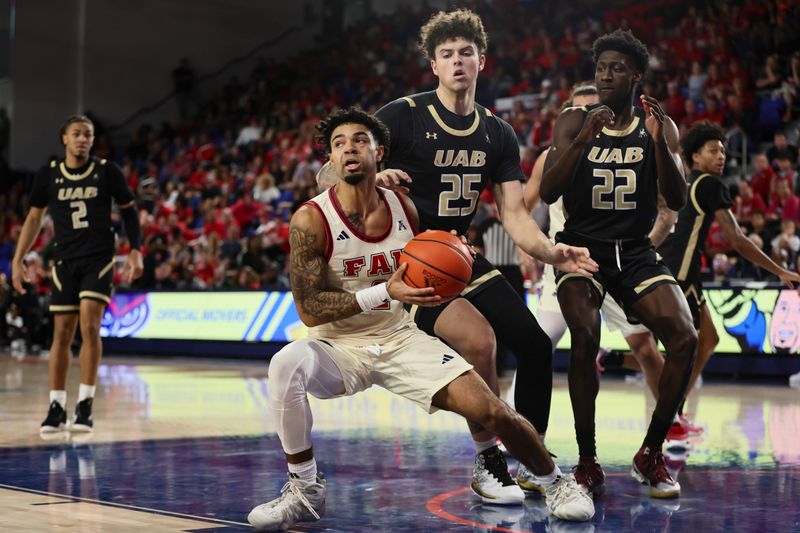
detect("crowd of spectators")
[1,0,799,348]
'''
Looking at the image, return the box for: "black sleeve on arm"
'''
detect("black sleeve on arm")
[120,205,142,250]
[29,166,51,208]
[493,119,526,185]
[375,98,414,164]
[106,161,141,249]
[106,161,136,205]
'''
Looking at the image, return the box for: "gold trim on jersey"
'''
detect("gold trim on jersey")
[684,284,705,305]
[556,272,605,297]
[677,174,711,280]
[80,290,110,303]
[426,105,481,137]
[51,266,62,291]
[409,304,420,322]
[461,270,501,297]
[634,274,676,294]
[602,116,640,137]
[49,305,79,313]
[98,259,114,279]
[484,107,492,117]
[59,161,96,181]
[401,97,416,108]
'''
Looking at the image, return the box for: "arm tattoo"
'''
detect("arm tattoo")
[289,225,361,324]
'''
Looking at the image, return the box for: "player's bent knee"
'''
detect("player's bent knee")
[267,341,316,397]
[664,330,698,362]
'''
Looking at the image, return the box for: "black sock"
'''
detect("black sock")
[643,414,672,449]
[576,426,596,458]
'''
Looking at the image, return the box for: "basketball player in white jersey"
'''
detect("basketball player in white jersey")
[247,108,594,530]
[511,83,676,493]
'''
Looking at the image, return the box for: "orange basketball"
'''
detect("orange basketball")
[398,230,474,300]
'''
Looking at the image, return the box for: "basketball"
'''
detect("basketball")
[398,230,474,300]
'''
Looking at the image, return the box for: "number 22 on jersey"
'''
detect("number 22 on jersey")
[591,169,637,210]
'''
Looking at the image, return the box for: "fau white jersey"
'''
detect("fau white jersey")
[305,186,416,339]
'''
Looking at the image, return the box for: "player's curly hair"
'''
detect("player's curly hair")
[418,8,488,60]
[561,81,598,111]
[316,107,390,158]
[592,29,649,73]
[59,114,93,138]
[682,121,727,161]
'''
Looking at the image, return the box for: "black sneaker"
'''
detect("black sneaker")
[40,401,67,433]
[71,398,94,432]
[471,446,524,504]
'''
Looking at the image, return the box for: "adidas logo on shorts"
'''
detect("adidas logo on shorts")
[441,354,454,364]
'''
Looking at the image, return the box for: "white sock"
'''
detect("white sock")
[533,464,562,488]
[50,390,67,409]
[78,384,96,402]
[474,437,497,454]
[287,458,317,483]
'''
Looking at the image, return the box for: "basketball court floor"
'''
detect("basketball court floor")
[1,354,798,532]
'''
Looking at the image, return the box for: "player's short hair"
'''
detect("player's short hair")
[59,115,94,138]
[592,29,649,73]
[418,8,488,60]
[316,107,390,158]
[682,121,727,161]
[561,81,598,111]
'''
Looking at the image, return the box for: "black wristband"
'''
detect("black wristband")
[120,205,142,250]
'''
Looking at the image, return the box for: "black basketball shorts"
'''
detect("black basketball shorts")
[554,231,677,320]
[49,255,115,313]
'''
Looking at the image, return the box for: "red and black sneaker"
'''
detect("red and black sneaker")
[631,446,681,498]
[573,456,605,496]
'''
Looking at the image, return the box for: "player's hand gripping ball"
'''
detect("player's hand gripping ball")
[399,230,473,301]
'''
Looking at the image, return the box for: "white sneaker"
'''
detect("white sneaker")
[545,474,595,521]
[471,447,525,505]
[790,371,800,388]
[515,463,545,495]
[248,473,325,531]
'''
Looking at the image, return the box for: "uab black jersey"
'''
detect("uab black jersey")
[29,157,135,260]
[562,105,658,240]
[659,170,732,282]
[376,91,524,235]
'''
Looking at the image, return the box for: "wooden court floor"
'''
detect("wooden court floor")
[1,353,799,532]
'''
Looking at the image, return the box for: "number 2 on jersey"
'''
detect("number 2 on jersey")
[70,200,89,229]
[591,169,637,210]
[438,174,481,216]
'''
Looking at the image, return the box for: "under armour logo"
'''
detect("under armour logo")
[441,354,454,364]
[336,230,350,241]
[639,128,647,138]
[426,132,437,140]
[398,220,407,231]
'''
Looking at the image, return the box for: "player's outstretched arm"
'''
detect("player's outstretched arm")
[715,208,800,288]
[523,148,550,211]
[11,206,47,294]
[541,106,613,204]
[641,95,687,211]
[494,180,598,277]
[649,194,678,247]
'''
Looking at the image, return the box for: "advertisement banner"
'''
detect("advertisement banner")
[102,285,800,355]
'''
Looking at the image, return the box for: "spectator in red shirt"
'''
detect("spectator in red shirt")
[750,153,777,202]
[733,179,766,225]
[767,179,800,223]
[697,96,725,125]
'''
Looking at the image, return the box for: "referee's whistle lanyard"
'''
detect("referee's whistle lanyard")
[614,240,623,271]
